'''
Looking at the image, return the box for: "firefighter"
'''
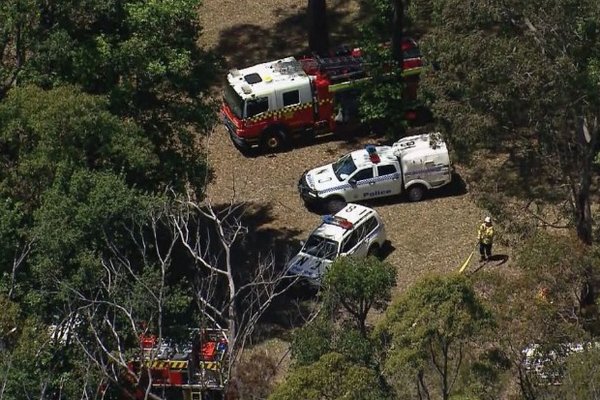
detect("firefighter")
[478,216,494,261]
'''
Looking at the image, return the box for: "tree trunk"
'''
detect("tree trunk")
[391,0,404,64]
[307,0,329,56]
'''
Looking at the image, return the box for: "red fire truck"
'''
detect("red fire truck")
[221,39,423,152]
[122,329,229,400]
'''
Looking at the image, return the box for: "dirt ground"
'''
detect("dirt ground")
[197,0,510,379]
[199,0,507,289]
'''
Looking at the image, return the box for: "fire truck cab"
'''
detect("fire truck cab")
[221,39,423,152]
[223,56,333,151]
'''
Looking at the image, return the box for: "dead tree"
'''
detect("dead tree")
[171,193,299,379]
[58,191,298,397]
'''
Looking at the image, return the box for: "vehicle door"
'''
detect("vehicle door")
[277,85,312,130]
[423,159,451,187]
[341,218,376,257]
[340,229,360,257]
[373,163,402,198]
[347,166,376,201]
[353,217,380,257]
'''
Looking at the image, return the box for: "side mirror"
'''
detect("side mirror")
[348,179,357,186]
[299,240,305,248]
[340,173,349,180]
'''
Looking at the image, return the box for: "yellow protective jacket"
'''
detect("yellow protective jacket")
[478,223,494,245]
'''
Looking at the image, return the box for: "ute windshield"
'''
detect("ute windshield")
[302,234,338,261]
[223,85,244,119]
[332,154,357,180]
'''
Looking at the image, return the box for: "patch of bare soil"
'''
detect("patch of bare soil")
[198,0,512,380]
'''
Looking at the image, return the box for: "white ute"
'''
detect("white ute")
[286,203,386,285]
[298,132,452,213]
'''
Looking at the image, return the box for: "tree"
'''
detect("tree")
[1,0,219,191]
[269,352,386,400]
[471,266,588,400]
[307,0,329,56]
[407,0,600,246]
[560,345,600,399]
[377,274,493,400]
[357,0,416,139]
[324,255,396,336]
[0,0,39,95]
[291,317,375,367]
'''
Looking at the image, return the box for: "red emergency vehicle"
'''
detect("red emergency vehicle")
[221,39,423,152]
[123,329,229,400]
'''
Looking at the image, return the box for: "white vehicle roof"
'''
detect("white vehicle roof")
[341,133,448,171]
[227,57,310,100]
[392,132,449,162]
[311,203,377,242]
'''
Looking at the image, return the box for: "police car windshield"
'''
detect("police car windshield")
[223,85,243,119]
[332,154,357,180]
[303,235,338,260]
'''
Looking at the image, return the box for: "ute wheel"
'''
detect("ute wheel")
[261,129,287,152]
[407,185,426,202]
[324,198,346,214]
[367,244,381,259]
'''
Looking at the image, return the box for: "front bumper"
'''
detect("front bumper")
[298,172,320,203]
[221,113,256,150]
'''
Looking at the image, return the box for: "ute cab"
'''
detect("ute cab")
[298,133,452,213]
[286,203,386,285]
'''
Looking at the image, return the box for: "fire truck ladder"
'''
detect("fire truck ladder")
[313,55,367,83]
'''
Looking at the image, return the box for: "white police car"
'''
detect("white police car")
[286,203,387,285]
[298,133,452,213]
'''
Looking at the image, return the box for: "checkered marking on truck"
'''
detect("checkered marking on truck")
[200,361,220,371]
[246,98,333,123]
[318,173,400,195]
[148,360,188,369]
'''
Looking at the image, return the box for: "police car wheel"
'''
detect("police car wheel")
[407,185,425,202]
[325,198,346,214]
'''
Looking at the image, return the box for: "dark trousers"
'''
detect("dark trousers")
[479,242,492,259]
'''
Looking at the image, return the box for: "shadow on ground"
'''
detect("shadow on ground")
[215,0,366,69]
[471,254,510,275]
[301,171,468,216]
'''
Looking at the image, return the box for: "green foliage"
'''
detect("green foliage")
[1,0,218,191]
[291,318,334,366]
[560,345,600,399]
[356,0,415,139]
[291,318,375,367]
[516,231,600,321]
[406,0,600,238]
[269,352,387,400]
[324,256,396,334]
[0,85,157,203]
[377,274,493,399]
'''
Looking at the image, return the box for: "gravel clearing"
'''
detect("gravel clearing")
[197,0,514,383]
[198,0,508,293]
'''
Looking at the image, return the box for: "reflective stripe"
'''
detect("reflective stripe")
[404,166,445,176]
[247,102,314,123]
[317,173,399,195]
[148,360,188,369]
[200,361,221,371]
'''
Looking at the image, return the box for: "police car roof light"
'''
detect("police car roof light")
[365,145,377,154]
[322,215,354,229]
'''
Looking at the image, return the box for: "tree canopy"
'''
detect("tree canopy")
[377,274,493,400]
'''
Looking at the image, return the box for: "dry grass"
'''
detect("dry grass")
[198,0,513,380]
